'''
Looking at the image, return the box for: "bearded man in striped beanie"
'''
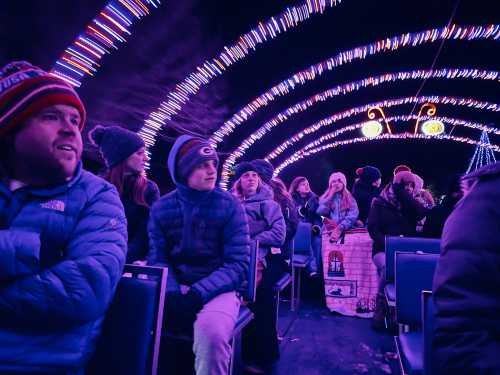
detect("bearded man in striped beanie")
[0,61,127,373]
[0,61,87,184]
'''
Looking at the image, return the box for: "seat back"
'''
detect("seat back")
[395,252,438,327]
[422,290,434,375]
[241,240,259,303]
[87,265,167,375]
[293,222,312,256]
[386,236,441,283]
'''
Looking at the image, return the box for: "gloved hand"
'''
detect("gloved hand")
[165,289,204,335]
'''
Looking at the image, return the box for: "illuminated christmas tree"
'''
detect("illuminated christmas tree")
[466,129,497,174]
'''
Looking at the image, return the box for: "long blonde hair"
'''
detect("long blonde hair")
[320,172,355,212]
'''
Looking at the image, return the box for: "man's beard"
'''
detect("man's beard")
[23,156,77,186]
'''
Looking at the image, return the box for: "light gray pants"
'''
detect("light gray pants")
[192,291,240,375]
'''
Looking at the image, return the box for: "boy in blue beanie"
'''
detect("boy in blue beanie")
[148,135,250,375]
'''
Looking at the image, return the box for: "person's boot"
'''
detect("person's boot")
[371,292,387,331]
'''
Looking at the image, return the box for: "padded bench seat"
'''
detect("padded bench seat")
[395,332,423,375]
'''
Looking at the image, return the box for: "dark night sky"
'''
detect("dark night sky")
[1,0,498,194]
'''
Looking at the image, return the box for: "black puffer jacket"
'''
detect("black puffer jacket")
[367,185,428,256]
[292,191,322,227]
[421,195,459,239]
[352,179,380,224]
[432,162,500,374]
[278,197,299,244]
[122,179,160,263]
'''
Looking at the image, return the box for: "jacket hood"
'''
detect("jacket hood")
[167,134,196,187]
[244,183,274,203]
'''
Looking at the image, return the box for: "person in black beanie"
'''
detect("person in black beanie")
[352,166,382,226]
[89,125,159,263]
[231,161,285,374]
[251,159,298,249]
[251,159,275,184]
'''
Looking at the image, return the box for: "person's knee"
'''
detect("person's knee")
[194,313,234,350]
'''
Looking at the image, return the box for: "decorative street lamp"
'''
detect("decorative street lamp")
[421,119,445,135]
[414,102,437,134]
[361,120,383,138]
[367,106,392,134]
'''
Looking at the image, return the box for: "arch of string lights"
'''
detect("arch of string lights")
[221,68,499,170]
[210,24,500,146]
[137,0,344,149]
[274,133,500,176]
[51,0,161,87]
[219,95,499,187]
[272,115,500,175]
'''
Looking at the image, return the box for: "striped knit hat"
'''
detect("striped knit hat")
[176,138,219,182]
[0,61,86,137]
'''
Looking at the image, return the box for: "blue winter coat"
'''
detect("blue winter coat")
[0,163,127,373]
[432,162,500,374]
[147,135,250,304]
[238,183,286,261]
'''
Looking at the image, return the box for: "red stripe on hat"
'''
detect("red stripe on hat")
[0,75,86,137]
[0,93,86,137]
[0,75,79,106]
[0,83,85,124]
[177,139,204,160]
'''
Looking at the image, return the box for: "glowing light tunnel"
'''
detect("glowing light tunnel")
[274,133,500,176]
[51,0,161,87]
[223,67,498,164]
[273,115,500,175]
[220,95,499,188]
[211,24,500,146]
[138,0,344,149]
